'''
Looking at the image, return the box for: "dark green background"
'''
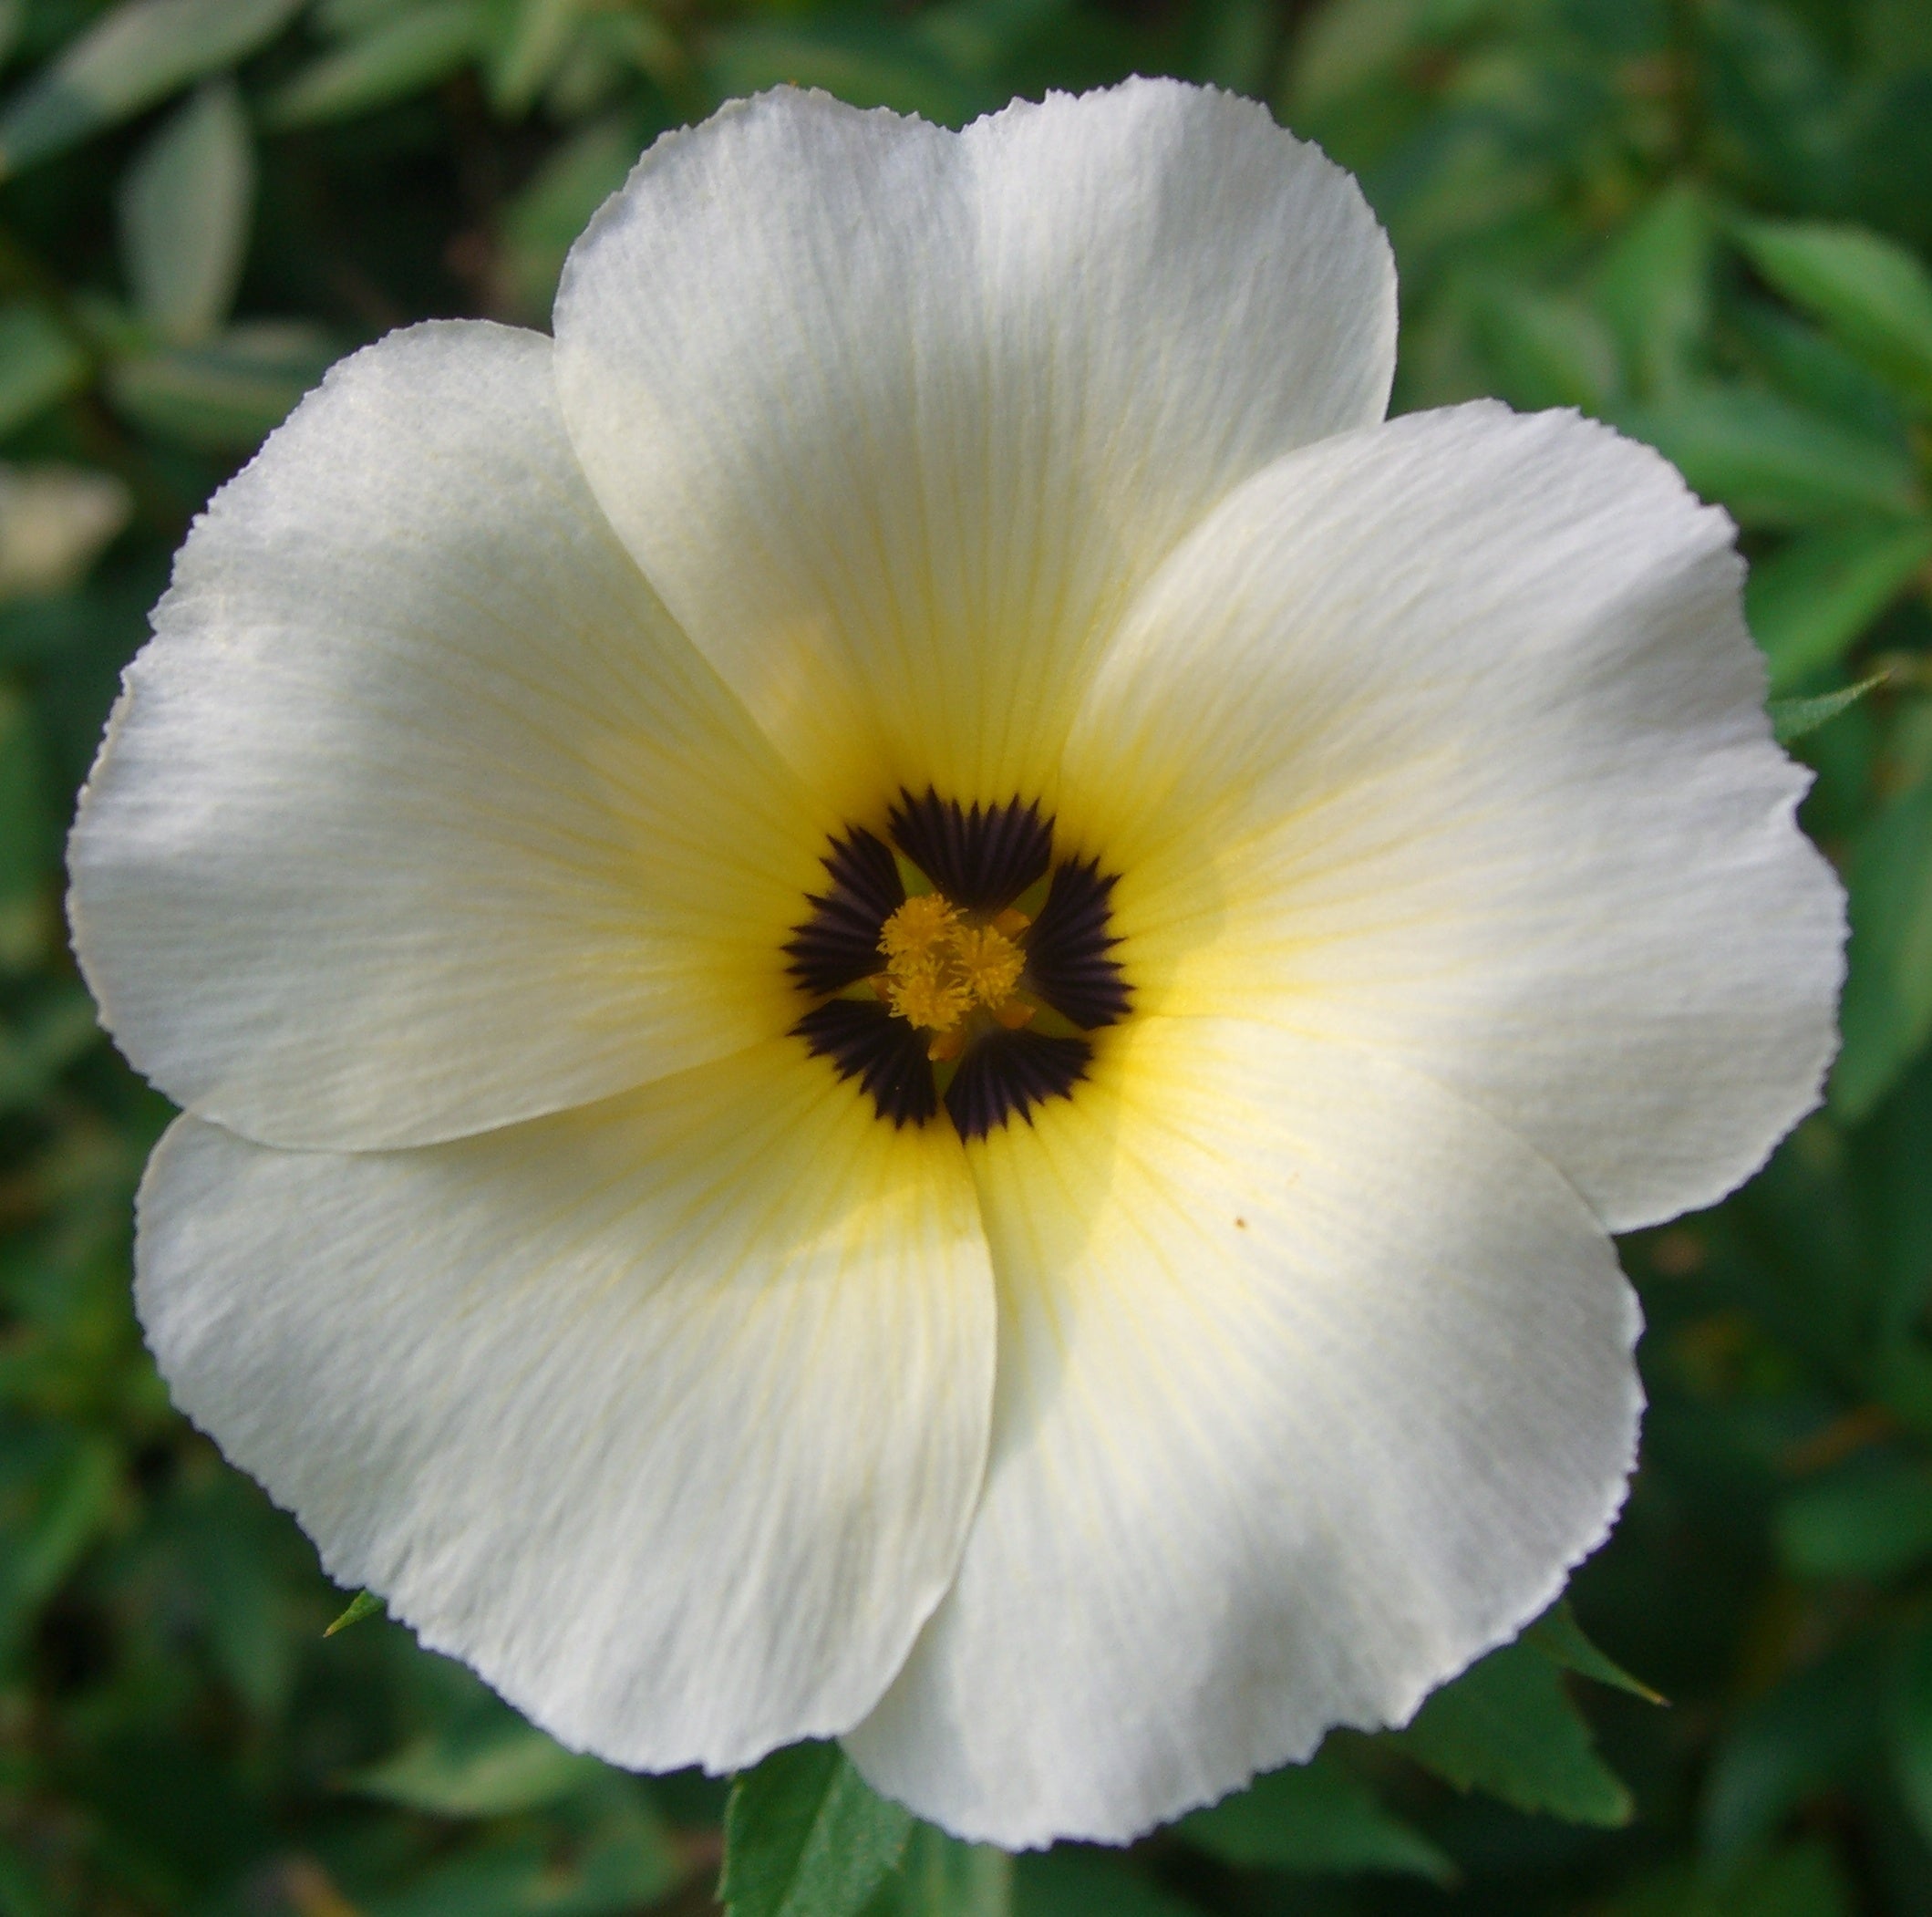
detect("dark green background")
[4,1,1931,1912]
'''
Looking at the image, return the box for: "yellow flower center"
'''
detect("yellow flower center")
[877,894,1033,1058]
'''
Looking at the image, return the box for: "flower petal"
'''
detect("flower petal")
[845,1017,1639,1848]
[69,320,832,1150]
[1059,403,1844,1234]
[553,80,1393,816]
[135,1040,995,1773]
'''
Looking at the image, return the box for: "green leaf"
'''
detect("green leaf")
[1390,1638,1633,1827]
[358,1818,672,1916]
[0,0,301,179]
[0,1431,118,1653]
[323,1588,383,1636]
[1600,1842,1852,1917]
[1188,0,1276,94]
[0,304,88,438]
[1831,776,1932,1124]
[913,0,1072,81]
[0,1835,52,1917]
[1010,1850,1204,1917]
[721,1743,914,1917]
[0,684,49,969]
[1620,388,1919,528]
[1737,218,1932,415]
[1701,1641,1884,1858]
[106,320,335,451]
[0,990,108,1113]
[1769,677,1886,746]
[486,0,591,116]
[1733,303,1908,443]
[346,1714,609,1817]
[1525,1600,1666,1704]
[263,0,484,130]
[116,78,253,347]
[1594,182,1713,399]
[1776,1457,1932,1579]
[1180,1753,1454,1882]
[866,1825,1012,1917]
[1476,284,1622,414]
[495,111,642,322]
[1748,519,1932,690]
[703,23,977,127]
[1890,1614,1932,1848]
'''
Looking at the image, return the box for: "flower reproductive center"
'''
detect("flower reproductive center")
[786,790,1131,1139]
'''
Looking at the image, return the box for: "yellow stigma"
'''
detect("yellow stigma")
[878,893,1030,1045]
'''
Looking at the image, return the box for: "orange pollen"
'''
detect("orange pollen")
[878,894,1030,1036]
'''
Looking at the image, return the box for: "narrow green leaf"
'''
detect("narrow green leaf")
[345,1715,607,1816]
[117,78,253,346]
[1734,303,1907,443]
[1600,1842,1853,1917]
[495,110,642,322]
[1011,1850,1204,1917]
[0,1836,51,1917]
[1749,519,1932,690]
[0,0,300,178]
[0,304,88,438]
[1769,676,1886,746]
[1477,284,1622,414]
[1776,1458,1932,1579]
[1594,182,1713,399]
[722,1742,913,1917]
[1525,1600,1666,1704]
[0,1432,118,1650]
[1737,218,1932,414]
[1620,388,1919,528]
[868,1824,1013,1917]
[1188,0,1276,94]
[1390,1639,1633,1827]
[1831,777,1932,1124]
[1890,1615,1932,1848]
[106,320,335,451]
[704,23,977,127]
[1702,1641,1884,1858]
[0,990,104,1114]
[263,0,484,130]
[486,0,590,115]
[0,683,47,969]
[914,0,1072,81]
[1181,1753,1454,1882]
[323,1588,382,1636]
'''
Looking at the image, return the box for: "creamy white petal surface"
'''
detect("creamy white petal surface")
[552,78,1394,815]
[846,1018,1640,1848]
[70,321,832,1151]
[1061,403,1844,1234]
[137,1042,995,1772]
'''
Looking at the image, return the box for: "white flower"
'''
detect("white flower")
[67,79,1843,1850]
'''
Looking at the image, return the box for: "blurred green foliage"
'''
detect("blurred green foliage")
[1,0,1930,1912]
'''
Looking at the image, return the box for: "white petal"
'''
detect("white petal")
[553,80,1393,815]
[1058,403,1844,1234]
[69,321,833,1150]
[845,1018,1640,1848]
[136,1041,995,1773]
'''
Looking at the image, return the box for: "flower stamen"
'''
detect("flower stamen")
[879,895,1029,1039]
